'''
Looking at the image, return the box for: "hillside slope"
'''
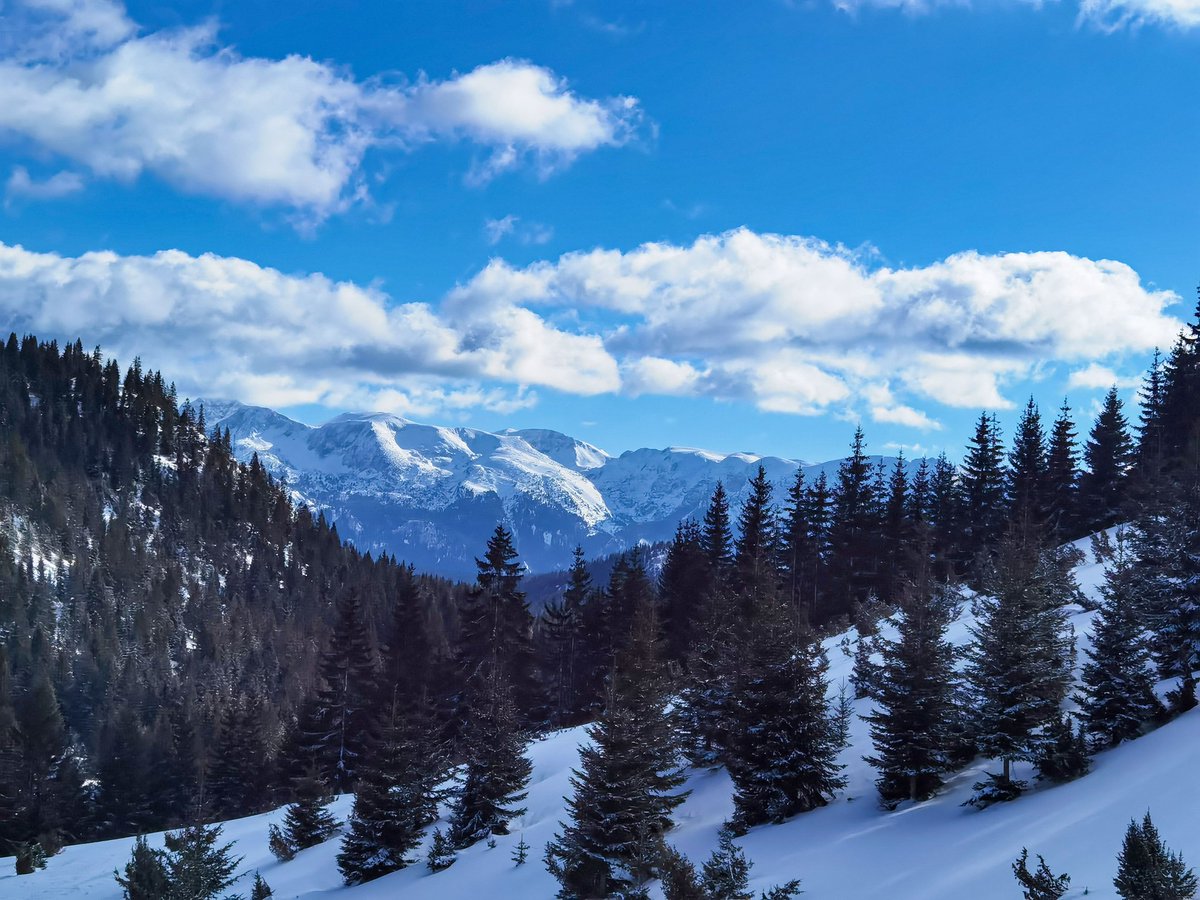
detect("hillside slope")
[6,538,1194,900]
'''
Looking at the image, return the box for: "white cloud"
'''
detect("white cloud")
[0,240,617,415]
[0,229,1178,427]
[451,227,1180,424]
[0,2,644,224]
[484,215,554,246]
[1078,0,1200,27]
[5,166,85,203]
[1067,361,1143,390]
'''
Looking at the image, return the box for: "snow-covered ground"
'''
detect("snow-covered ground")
[5,536,1196,899]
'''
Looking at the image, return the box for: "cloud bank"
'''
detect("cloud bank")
[0,229,1178,426]
[0,0,644,223]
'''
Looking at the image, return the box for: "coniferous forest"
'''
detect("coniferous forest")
[4,297,1200,897]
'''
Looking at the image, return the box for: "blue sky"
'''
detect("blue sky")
[0,0,1195,462]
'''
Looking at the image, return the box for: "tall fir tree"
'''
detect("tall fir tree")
[1079,386,1135,533]
[1008,397,1048,525]
[659,521,708,668]
[1043,400,1079,539]
[725,596,845,829]
[965,527,1075,787]
[827,426,881,620]
[545,598,687,898]
[959,413,1008,566]
[338,695,442,884]
[449,667,531,848]
[864,551,960,806]
[542,546,591,725]
[702,482,736,592]
[1078,532,1161,748]
[734,466,778,616]
[1114,812,1198,900]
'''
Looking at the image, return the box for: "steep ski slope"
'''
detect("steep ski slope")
[7,539,1196,899]
[203,400,881,576]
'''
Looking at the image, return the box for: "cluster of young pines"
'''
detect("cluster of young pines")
[4,294,1200,897]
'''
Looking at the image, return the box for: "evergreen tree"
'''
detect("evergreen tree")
[965,528,1075,789]
[457,526,539,722]
[1044,400,1079,539]
[114,835,170,900]
[864,554,959,806]
[1079,386,1135,532]
[450,667,532,848]
[725,596,845,829]
[1114,812,1198,900]
[734,466,778,615]
[338,695,441,884]
[163,822,242,900]
[543,546,591,724]
[929,453,961,581]
[1032,712,1090,783]
[545,599,687,898]
[1160,294,1200,467]
[426,828,457,872]
[660,521,708,667]
[959,413,1008,565]
[206,696,268,821]
[1079,532,1161,748]
[250,872,273,900]
[827,426,881,618]
[1012,848,1070,900]
[272,768,339,859]
[702,482,736,591]
[880,454,912,603]
[1138,349,1168,471]
[1009,398,1048,524]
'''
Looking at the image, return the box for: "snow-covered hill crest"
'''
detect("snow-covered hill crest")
[199,400,875,576]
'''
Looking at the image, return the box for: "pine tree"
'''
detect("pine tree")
[274,768,339,858]
[1079,386,1135,533]
[426,828,457,872]
[163,822,243,900]
[114,835,170,899]
[965,527,1075,790]
[545,599,687,898]
[1044,400,1079,539]
[543,546,591,724]
[827,426,881,618]
[1138,349,1168,470]
[206,696,268,820]
[1012,848,1070,900]
[1160,294,1200,467]
[702,482,736,591]
[929,453,961,581]
[701,828,754,900]
[959,413,1008,565]
[1009,398,1048,524]
[458,525,539,722]
[450,667,532,848]
[250,872,273,900]
[660,521,708,667]
[512,836,530,866]
[1079,532,1161,748]
[337,695,441,884]
[725,596,845,829]
[734,466,778,616]
[1032,712,1089,783]
[1114,812,1198,900]
[864,555,959,806]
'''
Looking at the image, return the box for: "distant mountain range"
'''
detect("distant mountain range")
[202,400,882,578]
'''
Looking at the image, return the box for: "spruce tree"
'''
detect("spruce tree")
[543,546,591,724]
[272,767,339,859]
[338,695,441,884]
[828,426,881,616]
[660,521,708,667]
[1138,348,1168,471]
[457,525,538,722]
[1114,812,1198,900]
[725,596,845,829]
[965,527,1075,790]
[734,466,778,616]
[545,599,687,899]
[450,667,532,848]
[959,413,1008,565]
[163,822,242,900]
[1044,400,1079,539]
[1079,532,1161,748]
[1009,398,1048,524]
[864,555,959,806]
[1079,386,1135,533]
[114,835,170,900]
[250,872,273,900]
[702,482,736,591]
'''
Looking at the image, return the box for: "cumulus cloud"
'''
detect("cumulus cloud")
[450,227,1180,425]
[0,240,617,415]
[1066,362,1143,390]
[0,1,643,224]
[0,229,1178,426]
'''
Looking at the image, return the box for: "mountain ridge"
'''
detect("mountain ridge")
[199,399,878,576]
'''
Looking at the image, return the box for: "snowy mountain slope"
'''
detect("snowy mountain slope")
[201,400,886,577]
[8,537,1196,900]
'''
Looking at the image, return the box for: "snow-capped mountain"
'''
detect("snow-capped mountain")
[201,400,867,577]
